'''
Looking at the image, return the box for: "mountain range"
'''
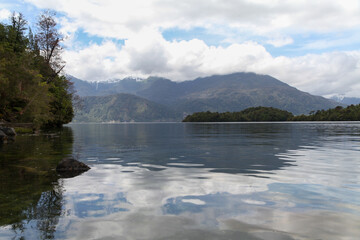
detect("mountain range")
[70,72,342,122]
[329,96,360,105]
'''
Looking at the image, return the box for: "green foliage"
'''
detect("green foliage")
[44,75,74,127]
[292,105,360,121]
[0,12,74,128]
[13,127,34,134]
[183,107,294,122]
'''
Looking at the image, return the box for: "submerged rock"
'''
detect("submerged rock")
[56,157,90,178]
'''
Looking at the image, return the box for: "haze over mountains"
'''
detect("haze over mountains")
[330,96,360,105]
[70,72,342,122]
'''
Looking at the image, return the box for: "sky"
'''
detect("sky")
[1,0,360,98]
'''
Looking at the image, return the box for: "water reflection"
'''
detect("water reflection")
[71,123,316,174]
[0,128,73,239]
[70,123,358,175]
[1,123,360,239]
[61,123,360,240]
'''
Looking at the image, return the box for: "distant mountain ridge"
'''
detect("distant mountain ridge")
[70,76,162,97]
[74,93,181,122]
[329,96,360,105]
[70,72,343,121]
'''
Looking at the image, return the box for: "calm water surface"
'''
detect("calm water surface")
[1,123,360,239]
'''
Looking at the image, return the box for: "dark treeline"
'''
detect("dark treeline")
[292,105,360,121]
[183,105,360,122]
[0,11,74,128]
[183,107,294,122]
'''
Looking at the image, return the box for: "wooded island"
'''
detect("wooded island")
[182,105,360,122]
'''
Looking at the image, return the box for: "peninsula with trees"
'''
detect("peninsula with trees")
[0,11,74,129]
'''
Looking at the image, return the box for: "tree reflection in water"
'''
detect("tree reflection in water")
[0,127,73,239]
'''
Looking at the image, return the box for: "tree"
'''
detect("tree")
[9,12,28,53]
[35,10,64,80]
[34,10,74,127]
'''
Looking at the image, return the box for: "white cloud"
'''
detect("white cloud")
[266,36,294,47]
[23,0,360,97]
[123,28,171,74]
[257,51,360,97]
[63,41,130,81]
[63,30,360,97]
[0,8,11,20]
[25,0,360,37]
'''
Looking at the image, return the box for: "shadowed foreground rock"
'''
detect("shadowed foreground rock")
[56,158,90,178]
[0,127,16,143]
[1,127,16,136]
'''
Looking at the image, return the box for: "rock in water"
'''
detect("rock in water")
[56,158,90,178]
[0,127,16,136]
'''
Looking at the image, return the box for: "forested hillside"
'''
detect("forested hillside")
[73,94,181,122]
[0,12,74,128]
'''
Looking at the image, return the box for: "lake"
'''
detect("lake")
[1,122,360,239]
